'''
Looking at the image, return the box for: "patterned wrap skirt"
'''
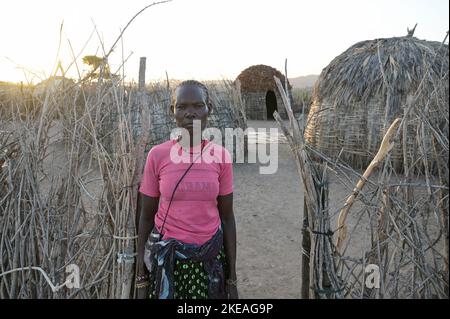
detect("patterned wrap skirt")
[144,226,227,299]
[148,249,227,299]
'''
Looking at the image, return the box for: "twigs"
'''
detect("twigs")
[0,26,141,299]
[0,17,247,299]
[336,118,401,252]
[0,267,70,293]
[105,1,173,60]
[275,33,448,299]
[274,59,342,299]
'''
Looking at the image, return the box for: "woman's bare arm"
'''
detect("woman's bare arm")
[136,193,159,277]
[217,193,237,281]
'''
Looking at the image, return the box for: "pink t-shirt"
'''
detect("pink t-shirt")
[139,139,233,245]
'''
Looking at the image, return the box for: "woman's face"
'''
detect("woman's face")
[172,85,211,135]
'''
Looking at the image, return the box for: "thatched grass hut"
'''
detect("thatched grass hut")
[236,64,291,120]
[305,36,449,170]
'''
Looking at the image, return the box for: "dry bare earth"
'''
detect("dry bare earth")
[234,120,303,299]
[234,119,337,298]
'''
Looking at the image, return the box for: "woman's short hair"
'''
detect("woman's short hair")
[174,80,210,103]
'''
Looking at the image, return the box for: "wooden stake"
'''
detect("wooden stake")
[138,57,146,91]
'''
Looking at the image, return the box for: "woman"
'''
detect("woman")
[136,80,238,299]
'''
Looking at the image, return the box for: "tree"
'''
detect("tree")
[82,55,115,81]
[82,55,104,70]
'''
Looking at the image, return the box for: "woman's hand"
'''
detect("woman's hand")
[225,279,239,299]
[218,194,238,299]
[136,194,159,300]
[136,286,150,299]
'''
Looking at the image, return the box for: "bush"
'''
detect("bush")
[291,88,312,114]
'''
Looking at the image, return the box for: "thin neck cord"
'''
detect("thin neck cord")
[159,139,210,236]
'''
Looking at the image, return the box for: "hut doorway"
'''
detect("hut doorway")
[265,90,278,120]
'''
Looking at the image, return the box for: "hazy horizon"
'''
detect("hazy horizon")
[1,0,448,84]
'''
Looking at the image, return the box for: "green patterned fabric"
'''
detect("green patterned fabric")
[149,249,226,299]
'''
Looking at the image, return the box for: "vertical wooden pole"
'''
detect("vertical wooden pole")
[301,198,311,299]
[121,57,148,299]
[124,57,151,299]
[139,57,146,91]
[136,56,147,232]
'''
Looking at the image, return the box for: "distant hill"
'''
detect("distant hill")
[289,74,319,89]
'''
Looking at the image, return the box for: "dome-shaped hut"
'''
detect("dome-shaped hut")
[305,36,449,169]
[236,64,291,120]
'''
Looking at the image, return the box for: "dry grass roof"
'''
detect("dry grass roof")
[313,36,449,107]
[236,64,291,92]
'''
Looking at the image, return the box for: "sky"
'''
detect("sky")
[1,0,448,83]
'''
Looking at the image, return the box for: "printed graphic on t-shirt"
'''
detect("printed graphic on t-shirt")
[178,181,217,193]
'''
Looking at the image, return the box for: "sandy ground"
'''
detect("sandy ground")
[235,120,303,298]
